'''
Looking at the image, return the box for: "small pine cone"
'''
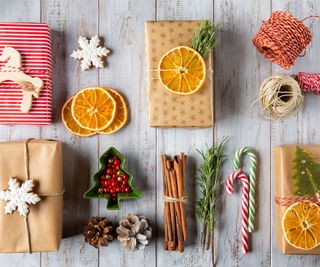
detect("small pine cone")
[84,216,114,248]
[116,213,152,251]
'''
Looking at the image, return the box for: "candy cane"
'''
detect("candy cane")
[226,170,249,254]
[233,147,257,233]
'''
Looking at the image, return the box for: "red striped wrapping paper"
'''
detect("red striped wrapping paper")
[0,23,52,125]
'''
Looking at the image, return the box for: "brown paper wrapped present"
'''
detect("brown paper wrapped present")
[145,20,213,128]
[274,145,320,254]
[0,139,63,252]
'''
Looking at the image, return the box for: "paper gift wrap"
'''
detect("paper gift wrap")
[145,21,213,128]
[0,23,52,125]
[0,140,63,252]
[274,145,320,254]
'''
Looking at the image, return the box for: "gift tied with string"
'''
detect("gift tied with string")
[226,147,257,254]
[145,20,218,128]
[252,11,320,121]
[274,145,320,254]
[0,139,63,253]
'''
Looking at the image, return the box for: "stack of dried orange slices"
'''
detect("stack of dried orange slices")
[62,87,128,137]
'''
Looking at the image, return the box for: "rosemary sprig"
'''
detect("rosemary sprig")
[196,137,227,250]
[192,20,221,57]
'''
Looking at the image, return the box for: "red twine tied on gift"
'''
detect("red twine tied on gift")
[253,11,312,69]
[297,72,320,94]
[275,195,320,207]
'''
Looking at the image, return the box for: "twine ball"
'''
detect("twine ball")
[259,74,304,121]
[253,11,312,69]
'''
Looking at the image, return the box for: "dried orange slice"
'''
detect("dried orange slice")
[158,46,206,95]
[99,88,128,134]
[71,87,116,131]
[282,201,320,250]
[62,96,95,137]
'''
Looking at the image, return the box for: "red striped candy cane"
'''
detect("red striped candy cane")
[226,170,249,254]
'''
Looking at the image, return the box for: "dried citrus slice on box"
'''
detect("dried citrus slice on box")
[158,46,206,95]
[71,87,116,131]
[99,88,128,134]
[62,96,95,137]
[282,201,320,250]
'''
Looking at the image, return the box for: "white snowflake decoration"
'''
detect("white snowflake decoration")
[71,35,110,71]
[0,177,40,217]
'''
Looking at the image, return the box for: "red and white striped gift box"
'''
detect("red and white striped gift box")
[0,23,52,125]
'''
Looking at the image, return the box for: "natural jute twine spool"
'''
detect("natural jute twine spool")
[253,11,312,69]
[258,74,304,121]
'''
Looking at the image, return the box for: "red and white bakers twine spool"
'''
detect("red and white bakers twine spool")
[226,170,250,254]
[253,11,312,69]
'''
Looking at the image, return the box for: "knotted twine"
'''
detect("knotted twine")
[4,139,64,253]
[253,11,312,69]
[163,195,188,203]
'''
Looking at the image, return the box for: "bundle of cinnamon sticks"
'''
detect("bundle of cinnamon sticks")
[161,153,187,252]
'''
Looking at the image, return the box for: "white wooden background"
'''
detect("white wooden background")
[1,0,320,266]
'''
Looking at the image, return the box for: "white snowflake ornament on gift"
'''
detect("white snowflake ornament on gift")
[0,177,40,217]
[71,35,110,71]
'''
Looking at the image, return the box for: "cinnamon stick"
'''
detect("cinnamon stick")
[166,160,176,250]
[170,170,184,252]
[174,155,187,241]
[161,155,172,250]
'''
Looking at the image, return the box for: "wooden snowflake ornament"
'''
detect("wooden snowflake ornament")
[71,36,110,71]
[0,177,40,217]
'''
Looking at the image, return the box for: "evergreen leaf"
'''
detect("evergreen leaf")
[292,146,320,196]
[192,20,220,57]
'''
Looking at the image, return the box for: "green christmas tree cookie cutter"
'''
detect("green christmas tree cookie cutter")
[84,147,142,210]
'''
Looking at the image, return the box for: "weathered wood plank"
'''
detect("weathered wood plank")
[0,1,41,266]
[156,1,213,266]
[41,0,99,266]
[271,1,320,266]
[97,1,156,266]
[214,0,271,266]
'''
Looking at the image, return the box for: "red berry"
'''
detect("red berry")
[114,159,120,165]
[124,187,130,193]
[103,188,108,193]
[106,168,112,175]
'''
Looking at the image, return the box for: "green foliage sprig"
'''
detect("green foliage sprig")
[192,20,221,57]
[196,137,227,250]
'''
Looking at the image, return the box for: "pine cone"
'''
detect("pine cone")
[116,213,152,250]
[84,216,114,248]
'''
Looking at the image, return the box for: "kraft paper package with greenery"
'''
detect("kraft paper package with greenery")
[0,139,63,252]
[274,145,320,254]
[145,20,213,128]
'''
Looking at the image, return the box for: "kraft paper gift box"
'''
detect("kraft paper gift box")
[274,145,320,254]
[0,23,52,125]
[0,139,63,252]
[145,20,213,128]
